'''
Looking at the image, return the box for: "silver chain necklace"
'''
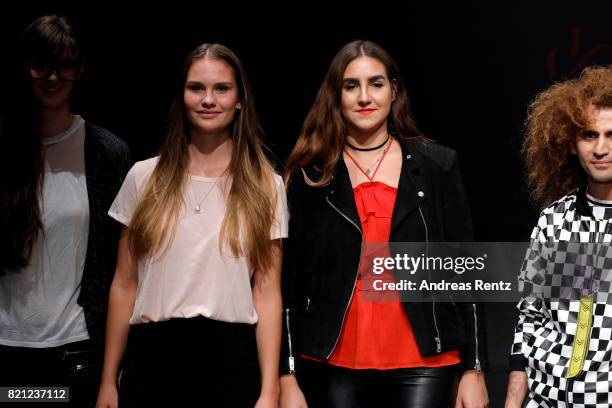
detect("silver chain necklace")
[188,175,219,213]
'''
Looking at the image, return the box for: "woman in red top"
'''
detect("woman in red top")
[280,41,489,407]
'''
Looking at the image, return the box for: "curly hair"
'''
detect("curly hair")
[523,66,612,207]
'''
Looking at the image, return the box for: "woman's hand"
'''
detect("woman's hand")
[95,381,118,408]
[280,374,307,408]
[254,388,279,408]
[454,370,489,408]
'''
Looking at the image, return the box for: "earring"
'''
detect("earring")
[236,103,242,110]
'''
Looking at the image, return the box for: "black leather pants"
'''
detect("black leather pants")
[0,339,101,407]
[298,358,460,408]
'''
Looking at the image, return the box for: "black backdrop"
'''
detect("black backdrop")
[2,1,611,405]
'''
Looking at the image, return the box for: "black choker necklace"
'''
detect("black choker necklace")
[345,135,390,152]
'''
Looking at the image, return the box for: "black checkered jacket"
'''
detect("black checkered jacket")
[510,186,612,408]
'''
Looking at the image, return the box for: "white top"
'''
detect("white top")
[108,157,289,325]
[0,116,90,348]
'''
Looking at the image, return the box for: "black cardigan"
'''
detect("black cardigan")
[77,122,132,347]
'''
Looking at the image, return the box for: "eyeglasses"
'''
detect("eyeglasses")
[25,56,84,81]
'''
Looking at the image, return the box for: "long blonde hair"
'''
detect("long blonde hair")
[129,43,278,273]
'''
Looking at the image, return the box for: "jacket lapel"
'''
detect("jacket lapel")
[326,158,362,231]
[391,140,426,232]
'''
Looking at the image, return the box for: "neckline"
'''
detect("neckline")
[586,192,612,207]
[42,115,83,146]
[188,173,226,182]
[352,180,397,191]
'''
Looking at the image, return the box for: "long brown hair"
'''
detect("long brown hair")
[522,66,612,207]
[0,15,79,272]
[128,44,279,273]
[285,40,428,186]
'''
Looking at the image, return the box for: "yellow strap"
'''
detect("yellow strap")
[566,295,593,378]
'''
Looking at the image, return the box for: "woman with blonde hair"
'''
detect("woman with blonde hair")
[96,43,287,407]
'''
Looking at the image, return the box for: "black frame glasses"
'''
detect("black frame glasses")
[25,55,84,81]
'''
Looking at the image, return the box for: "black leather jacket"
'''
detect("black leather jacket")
[280,139,488,375]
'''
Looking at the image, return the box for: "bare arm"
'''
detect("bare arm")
[504,371,528,408]
[96,227,138,407]
[253,240,283,407]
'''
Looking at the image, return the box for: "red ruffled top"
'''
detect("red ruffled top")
[325,181,461,369]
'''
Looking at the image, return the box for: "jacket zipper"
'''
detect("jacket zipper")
[71,364,92,373]
[63,349,95,357]
[418,206,442,353]
[285,308,295,373]
[472,303,482,372]
[326,196,444,358]
[325,195,362,358]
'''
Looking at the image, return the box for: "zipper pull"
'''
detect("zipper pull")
[288,357,295,373]
[435,337,442,353]
[474,360,482,372]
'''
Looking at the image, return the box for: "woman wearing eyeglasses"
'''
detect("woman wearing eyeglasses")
[0,15,131,407]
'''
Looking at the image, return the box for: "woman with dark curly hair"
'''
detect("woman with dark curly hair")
[506,66,612,408]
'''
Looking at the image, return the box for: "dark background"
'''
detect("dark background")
[2,1,611,406]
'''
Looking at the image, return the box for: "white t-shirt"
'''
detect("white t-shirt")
[108,157,289,325]
[0,116,90,347]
